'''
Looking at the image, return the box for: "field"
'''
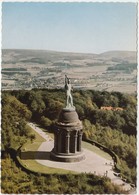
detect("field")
[2,49,137,93]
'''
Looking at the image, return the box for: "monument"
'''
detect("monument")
[50,75,85,162]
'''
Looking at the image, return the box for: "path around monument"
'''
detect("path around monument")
[28,123,132,192]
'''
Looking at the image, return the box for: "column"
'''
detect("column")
[65,131,70,153]
[74,131,78,153]
[70,131,77,153]
[77,131,82,152]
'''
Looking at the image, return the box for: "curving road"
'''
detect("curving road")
[28,122,135,193]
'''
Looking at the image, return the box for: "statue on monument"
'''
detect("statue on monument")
[50,75,84,162]
[65,75,74,108]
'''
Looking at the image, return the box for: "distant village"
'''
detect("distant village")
[2,49,137,93]
[2,63,136,93]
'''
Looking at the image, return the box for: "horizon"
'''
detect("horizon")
[2,2,137,53]
[2,48,137,55]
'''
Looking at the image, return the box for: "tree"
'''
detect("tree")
[2,94,32,150]
[40,116,52,127]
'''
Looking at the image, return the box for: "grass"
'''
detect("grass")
[18,157,75,174]
[21,124,46,151]
[82,141,112,160]
[29,125,46,142]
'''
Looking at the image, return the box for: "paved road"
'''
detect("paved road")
[28,122,134,193]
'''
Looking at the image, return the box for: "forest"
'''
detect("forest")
[1,89,137,193]
[107,63,137,73]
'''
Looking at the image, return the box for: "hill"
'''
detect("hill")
[2,49,136,62]
[2,49,97,64]
[99,50,136,62]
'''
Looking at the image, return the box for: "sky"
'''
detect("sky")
[2,2,137,54]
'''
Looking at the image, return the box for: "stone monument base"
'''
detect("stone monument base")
[50,150,85,162]
[50,108,85,163]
